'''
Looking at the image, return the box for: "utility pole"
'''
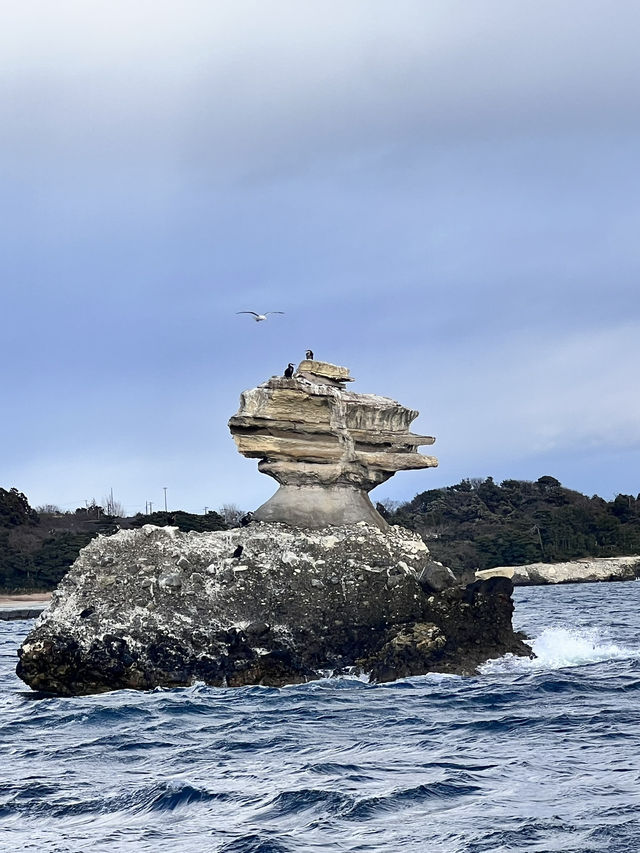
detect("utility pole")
[149,501,153,513]
[163,487,168,512]
[204,506,208,515]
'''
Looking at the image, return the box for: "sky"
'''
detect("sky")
[2,1,639,515]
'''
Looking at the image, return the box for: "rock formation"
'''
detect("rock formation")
[16,522,530,695]
[17,359,533,694]
[479,555,640,586]
[228,359,437,529]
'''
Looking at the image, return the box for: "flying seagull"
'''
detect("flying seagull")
[236,311,285,322]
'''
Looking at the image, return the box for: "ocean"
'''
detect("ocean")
[1,582,639,852]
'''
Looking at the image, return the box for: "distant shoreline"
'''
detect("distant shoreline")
[479,555,640,586]
[0,592,51,605]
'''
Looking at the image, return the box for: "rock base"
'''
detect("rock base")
[17,523,531,695]
[253,484,389,529]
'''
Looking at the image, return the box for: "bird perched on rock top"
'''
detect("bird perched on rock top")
[305,349,314,359]
[240,511,254,527]
[236,311,284,322]
[232,545,244,559]
[284,363,295,378]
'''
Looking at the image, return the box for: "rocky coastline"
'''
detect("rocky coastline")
[478,555,640,586]
[0,593,50,622]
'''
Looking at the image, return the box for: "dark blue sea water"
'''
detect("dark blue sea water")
[2,583,640,853]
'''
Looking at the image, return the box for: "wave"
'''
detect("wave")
[266,787,352,816]
[218,835,290,853]
[0,780,233,818]
[255,780,482,824]
[343,781,482,820]
[480,626,639,675]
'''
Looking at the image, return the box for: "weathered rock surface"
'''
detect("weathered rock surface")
[16,523,530,695]
[228,360,437,528]
[490,555,640,586]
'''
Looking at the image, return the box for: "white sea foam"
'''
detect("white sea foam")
[480,626,638,675]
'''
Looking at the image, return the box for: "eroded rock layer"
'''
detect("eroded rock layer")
[229,360,437,528]
[16,523,531,695]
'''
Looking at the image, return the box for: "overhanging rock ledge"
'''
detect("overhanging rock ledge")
[228,359,437,529]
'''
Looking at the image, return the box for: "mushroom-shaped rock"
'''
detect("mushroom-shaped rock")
[15,359,534,697]
[229,361,437,528]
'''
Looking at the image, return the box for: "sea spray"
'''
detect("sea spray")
[480,625,638,675]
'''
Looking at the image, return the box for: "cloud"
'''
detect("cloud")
[4,1,640,181]
[3,2,640,510]
[371,320,639,498]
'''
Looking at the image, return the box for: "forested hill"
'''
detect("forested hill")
[0,488,119,592]
[386,476,640,573]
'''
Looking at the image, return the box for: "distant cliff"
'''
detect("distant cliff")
[489,555,640,586]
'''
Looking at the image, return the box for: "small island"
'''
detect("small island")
[17,361,531,694]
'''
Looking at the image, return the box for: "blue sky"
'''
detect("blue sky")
[2,1,639,515]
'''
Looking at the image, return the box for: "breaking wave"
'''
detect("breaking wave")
[480,625,638,675]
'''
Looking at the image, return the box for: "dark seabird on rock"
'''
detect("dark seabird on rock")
[305,349,314,359]
[284,363,295,378]
[232,545,244,559]
[240,511,254,527]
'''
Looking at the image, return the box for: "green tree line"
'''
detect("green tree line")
[387,475,640,572]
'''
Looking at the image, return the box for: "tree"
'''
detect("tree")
[0,488,39,526]
[537,475,561,490]
[76,500,105,519]
[129,509,227,534]
[217,504,245,526]
[102,492,126,517]
[386,476,640,573]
